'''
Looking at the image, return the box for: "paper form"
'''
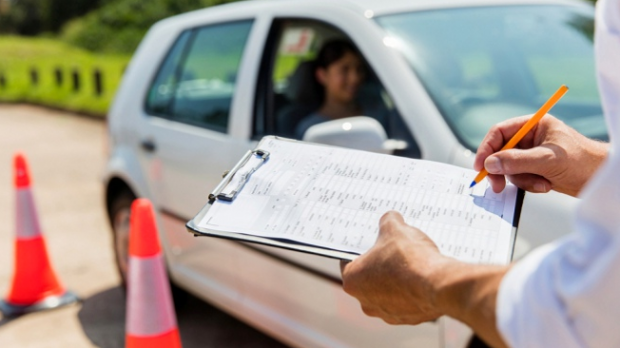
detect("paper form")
[198,138,519,265]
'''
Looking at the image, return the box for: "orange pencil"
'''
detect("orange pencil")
[470,84,569,188]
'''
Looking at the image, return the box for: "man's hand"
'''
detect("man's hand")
[340,211,447,325]
[475,115,609,196]
[341,211,510,348]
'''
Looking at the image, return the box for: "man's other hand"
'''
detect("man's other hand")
[474,115,609,196]
[340,211,446,325]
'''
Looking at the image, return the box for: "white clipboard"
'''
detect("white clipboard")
[186,136,524,262]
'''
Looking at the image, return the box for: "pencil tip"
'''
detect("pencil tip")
[469,181,476,188]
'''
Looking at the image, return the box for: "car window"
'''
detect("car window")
[145,20,253,133]
[145,30,193,116]
[258,20,341,138]
[377,5,605,150]
[255,19,421,158]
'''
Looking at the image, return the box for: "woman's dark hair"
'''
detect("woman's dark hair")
[315,39,361,69]
[308,39,364,104]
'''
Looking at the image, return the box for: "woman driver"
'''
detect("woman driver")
[295,40,367,139]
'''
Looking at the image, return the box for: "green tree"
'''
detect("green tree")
[0,0,104,35]
[45,0,106,32]
[0,0,43,35]
[61,0,240,54]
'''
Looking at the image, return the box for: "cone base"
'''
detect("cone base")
[0,290,80,318]
[126,329,182,348]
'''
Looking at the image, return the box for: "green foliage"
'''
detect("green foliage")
[0,35,131,116]
[46,0,106,32]
[61,0,241,54]
[0,0,103,35]
[0,0,43,35]
[0,0,240,115]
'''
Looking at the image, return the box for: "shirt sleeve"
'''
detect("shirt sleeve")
[496,216,620,347]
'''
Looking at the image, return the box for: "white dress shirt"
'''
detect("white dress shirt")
[496,0,620,347]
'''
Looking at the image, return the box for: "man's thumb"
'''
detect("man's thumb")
[484,147,552,176]
[378,211,407,239]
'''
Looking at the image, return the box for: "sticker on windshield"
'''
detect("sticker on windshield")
[279,28,315,55]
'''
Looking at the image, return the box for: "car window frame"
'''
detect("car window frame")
[252,19,283,140]
[143,18,255,134]
[253,17,421,158]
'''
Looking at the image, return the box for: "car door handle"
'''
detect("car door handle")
[140,139,157,153]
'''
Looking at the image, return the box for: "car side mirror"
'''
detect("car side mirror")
[302,116,408,154]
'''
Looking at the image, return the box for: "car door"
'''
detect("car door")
[250,16,422,285]
[137,19,256,301]
[236,16,439,348]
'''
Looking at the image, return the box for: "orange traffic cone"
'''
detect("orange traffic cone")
[0,153,79,317]
[125,199,182,348]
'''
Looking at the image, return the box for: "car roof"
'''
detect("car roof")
[157,0,592,30]
[352,0,588,15]
[247,0,591,16]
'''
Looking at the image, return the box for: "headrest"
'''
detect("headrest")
[284,60,321,105]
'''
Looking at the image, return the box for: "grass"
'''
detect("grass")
[0,36,132,117]
[0,35,314,116]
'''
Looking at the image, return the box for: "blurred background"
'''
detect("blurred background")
[0,0,240,116]
[0,0,598,117]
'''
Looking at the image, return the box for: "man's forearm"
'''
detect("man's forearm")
[429,259,511,348]
[581,139,611,186]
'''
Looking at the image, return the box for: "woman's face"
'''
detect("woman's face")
[316,51,365,103]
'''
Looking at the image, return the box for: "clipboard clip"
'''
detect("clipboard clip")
[208,149,270,203]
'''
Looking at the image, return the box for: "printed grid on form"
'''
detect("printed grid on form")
[199,138,519,265]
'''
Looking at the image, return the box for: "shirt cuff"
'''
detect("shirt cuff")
[496,243,557,347]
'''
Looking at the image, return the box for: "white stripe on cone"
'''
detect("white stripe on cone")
[126,253,177,336]
[16,189,41,240]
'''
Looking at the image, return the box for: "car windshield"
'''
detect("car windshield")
[376,5,607,150]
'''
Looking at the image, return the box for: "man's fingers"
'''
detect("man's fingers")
[483,145,554,193]
[485,146,555,176]
[341,258,364,297]
[487,174,506,193]
[506,174,552,193]
[340,260,351,275]
[360,305,382,318]
[382,316,403,325]
[474,115,533,171]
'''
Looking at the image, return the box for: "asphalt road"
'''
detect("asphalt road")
[0,104,288,347]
